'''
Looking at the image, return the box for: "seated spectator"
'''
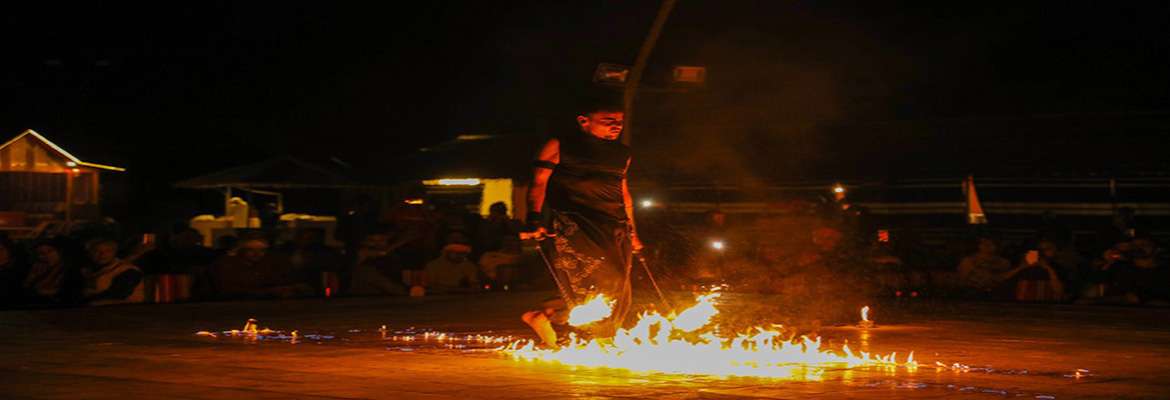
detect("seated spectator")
[475,202,520,259]
[134,228,218,275]
[423,243,479,293]
[478,236,522,288]
[213,235,240,258]
[23,240,75,305]
[82,238,145,305]
[209,236,312,299]
[957,237,1014,297]
[1,237,30,306]
[1003,240,1066,302]
[1132,237,1170,303]
[1089,236,1170,304]
[278,228,345,292]
[349,231,408,296]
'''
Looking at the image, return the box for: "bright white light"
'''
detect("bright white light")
[426,178,482,186]
[640,199,654,208]
[710,240,725,251]
[833,185,846,194]
[65,161,77,167]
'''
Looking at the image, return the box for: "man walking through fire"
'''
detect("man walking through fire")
[522,94,643,347]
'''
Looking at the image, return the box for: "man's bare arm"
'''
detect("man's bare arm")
[527,138,560,216]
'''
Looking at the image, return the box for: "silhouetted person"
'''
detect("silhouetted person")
[210,236,312,299]
[349,231,410,296]
[1003,240,1066,302]
[423,243,480,293]
[279,227,344,291]
[0,237,29,306]
[82,238,145,305]
[23,240,74,305]
[957,237,1013,297]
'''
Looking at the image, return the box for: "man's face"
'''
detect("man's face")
[238,240,269,263]
[89,243,117,265]
[362,234,391,252]
[1134,238,1156,255]
[1039,241,1058,259]
[577,111,624,141]
[445,250,469,263]
[977,239,997,255]
[36,246,61,265]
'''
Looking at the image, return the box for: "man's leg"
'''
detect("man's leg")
[523,296,568,347]
[586,227,634,339]
[522,310,557,347]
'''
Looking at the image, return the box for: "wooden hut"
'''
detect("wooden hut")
[0,129,124,234]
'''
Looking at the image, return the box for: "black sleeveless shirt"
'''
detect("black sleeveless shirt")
[547,133,631,223]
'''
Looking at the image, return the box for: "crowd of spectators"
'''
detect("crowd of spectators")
[645,202,1169,307]
[0,200,537,309]
[2,197,1167,309]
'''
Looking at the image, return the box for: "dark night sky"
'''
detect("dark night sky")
[3,1,1169,186]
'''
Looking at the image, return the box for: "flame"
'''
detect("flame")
[861,306,870,322]
[668,291,720,332]
[504,291,918,378]
[567,295,615,326]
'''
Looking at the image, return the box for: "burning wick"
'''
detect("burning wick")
[243,318,259,334]
[858,306,874,329]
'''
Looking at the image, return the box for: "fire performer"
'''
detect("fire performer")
[522,95,643,347]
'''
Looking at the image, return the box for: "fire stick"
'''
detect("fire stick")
[526,234,576,308]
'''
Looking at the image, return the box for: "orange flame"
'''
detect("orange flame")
[504,291,917,378]
[567,295,615,326]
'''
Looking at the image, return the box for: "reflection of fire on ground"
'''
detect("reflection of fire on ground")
[194,318,332,343]
[503,289,918,379]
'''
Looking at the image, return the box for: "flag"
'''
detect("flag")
[964,175,988,224]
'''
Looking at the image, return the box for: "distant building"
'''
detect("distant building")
[0,129,124,235]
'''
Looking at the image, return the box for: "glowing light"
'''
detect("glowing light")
[567,295,614,326]
[833,185,846,194]
[404,198,424,205]
[425,178,482,186]
[640,199,654,209]
[710,240,726,251]
[861,306,870,322]
[65,161,77,167]
[503,290,919,379]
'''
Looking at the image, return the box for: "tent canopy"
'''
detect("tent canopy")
[389,134,540,182]
[173,156,370,189]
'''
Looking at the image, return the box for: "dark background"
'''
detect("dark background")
[2,1,1168,224]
